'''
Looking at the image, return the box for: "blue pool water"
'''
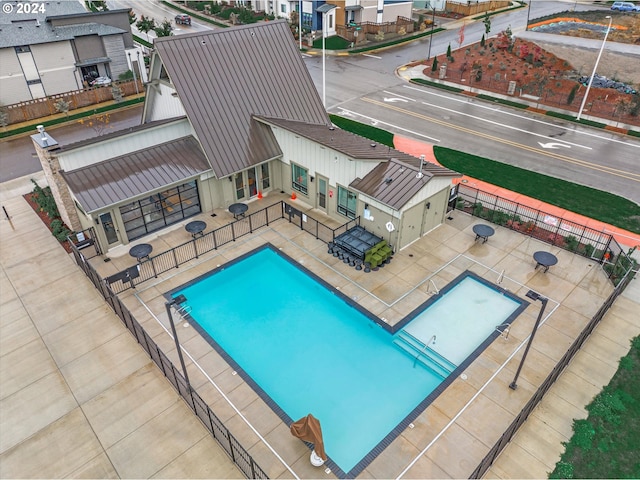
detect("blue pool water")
[172,246,526,476]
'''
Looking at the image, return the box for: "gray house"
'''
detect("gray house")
[33,20,459,253]
[0,0,134,104]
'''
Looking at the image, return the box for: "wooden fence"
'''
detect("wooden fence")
[336,16,414,44]
[3,79,144,126]
[445,0,511,15]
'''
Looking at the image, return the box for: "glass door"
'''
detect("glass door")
[247,167,258,197]
[317,176,327,213]
[99,212,120,245]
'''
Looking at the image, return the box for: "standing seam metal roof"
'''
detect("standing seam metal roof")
[154,21,329,179]
[61,136,210,213]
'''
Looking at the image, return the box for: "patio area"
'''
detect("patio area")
[88,192,616,479]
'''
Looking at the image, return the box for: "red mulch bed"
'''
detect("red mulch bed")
[421,38,639,125]
[24,192,73,254]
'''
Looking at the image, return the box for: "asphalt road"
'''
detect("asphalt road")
[0,107,143,183]
[3,1,639,206]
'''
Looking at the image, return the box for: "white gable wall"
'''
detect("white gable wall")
[144,82,187,122]
[272,126,381,188]
[57,118,193,171]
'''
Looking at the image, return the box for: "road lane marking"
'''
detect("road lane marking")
[383,98,409,103]
[363,54,381,59]
[382,90,416,102]
[360,97,640,183]
[402,84,640,149]
[538,142,571,149]
[415,98,589,150]
[336,107,440,143]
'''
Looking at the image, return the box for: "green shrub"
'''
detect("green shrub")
[473,202,483,216]
[567,84,579,105]
[565,235,579,252]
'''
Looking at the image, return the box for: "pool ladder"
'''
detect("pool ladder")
[173,303,192,320]
[495,323,511,339]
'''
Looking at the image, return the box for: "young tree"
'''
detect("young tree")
[136,15,156,42]
[480,34,485,48]
[431,56,438,72]
[446,43,452,58]
[154,19,174,37]
[483,12,491,35]
[457,22,466,49]
[54,99,71,116]
[128,9,137,25]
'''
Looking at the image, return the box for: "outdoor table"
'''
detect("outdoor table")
[229,202,248,220]
[129,243,153,262]
[472,224,495,243]
[185,220,206,238]
[533,251,558,273]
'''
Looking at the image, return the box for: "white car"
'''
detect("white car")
[91,76,112,87]
[611,2,640,11]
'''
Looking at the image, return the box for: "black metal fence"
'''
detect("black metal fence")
[97,201,359,294]
[469,266,637,478]
[68,195,637,479]
[456,184,635,285]
[69,242,269,479]
[67,201,361,478]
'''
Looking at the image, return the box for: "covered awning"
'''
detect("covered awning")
[345,5,363,11]
[316,3,337,13]
[61,136,211,213]
[75,56,111,67]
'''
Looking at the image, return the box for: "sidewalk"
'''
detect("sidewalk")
[394,134,640,249]
[0,173,242,479]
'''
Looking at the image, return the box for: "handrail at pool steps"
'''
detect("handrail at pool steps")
[393,330,456,379]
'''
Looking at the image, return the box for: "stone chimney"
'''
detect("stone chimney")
[31,126,81,231]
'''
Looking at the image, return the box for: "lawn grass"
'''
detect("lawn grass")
[550,336,640,479]
[433,146,640,234]
[0,97,145,139]
[329,114,395,147]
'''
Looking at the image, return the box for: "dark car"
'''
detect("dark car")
[175,14,191,25]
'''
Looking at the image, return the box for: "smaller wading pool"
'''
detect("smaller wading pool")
[168,245,528,477]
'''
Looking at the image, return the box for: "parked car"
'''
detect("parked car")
[175,14,191,25]
[90,76,112,87]
[611,2,640,11]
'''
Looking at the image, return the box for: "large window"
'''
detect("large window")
[261,163,270,190]
[120,181,201,241]
[337,186,357,219]
[291,163,308,195]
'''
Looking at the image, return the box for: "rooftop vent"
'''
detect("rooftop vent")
[371,143,376,148]
[384,177,393,184]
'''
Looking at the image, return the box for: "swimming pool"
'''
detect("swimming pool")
[170,245,527,477]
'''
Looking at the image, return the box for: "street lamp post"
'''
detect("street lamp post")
[509,290,548,390]
[318,4,337,108]
[525,0,532,31]
[165,294,192,392]
[427,6,436,61]
[127,52,139,95]
[577,15,612,121]
[299,0,302,51]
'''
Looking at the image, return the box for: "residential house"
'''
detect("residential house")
[273,1,412,33]
[32,20,459,254]
[0,0,139,105]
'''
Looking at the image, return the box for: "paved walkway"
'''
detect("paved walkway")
[394,135,640,250]
[0,173,242,479]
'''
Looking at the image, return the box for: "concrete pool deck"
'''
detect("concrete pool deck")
[1,175,639,479]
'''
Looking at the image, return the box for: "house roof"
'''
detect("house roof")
[0,0,86,24]
[350,159,459,210]
[58,117,186,152]
[256,116,460,210]
[153,20,329,179]
[257,116,411,161]
[0,22,124,48]
[61,136,209,213]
